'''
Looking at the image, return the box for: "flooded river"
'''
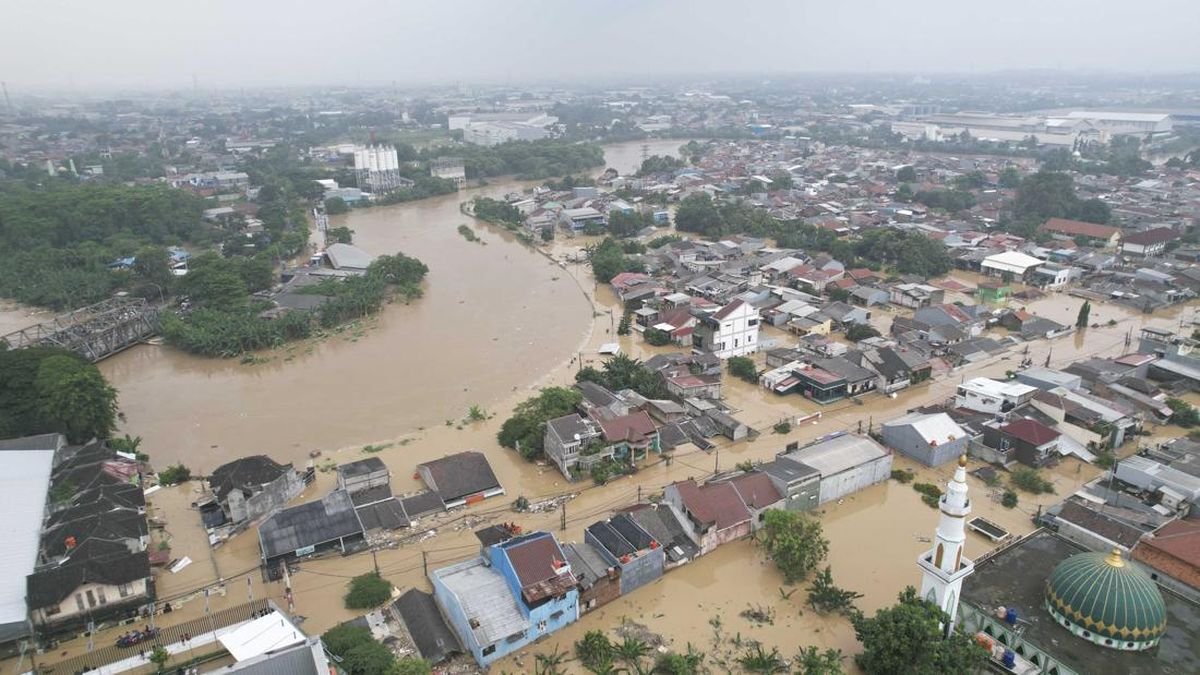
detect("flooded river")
[94,139,686,473]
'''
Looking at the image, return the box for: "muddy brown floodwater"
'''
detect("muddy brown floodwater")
[96,139,685,474]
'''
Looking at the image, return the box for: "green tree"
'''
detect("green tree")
[617,311,632,336]
[327,226,355,244]
[794,646,845,675]
[180,262,248,310]
[615,636,650,666]
[498,387,585,459]
[644,327,672,346]
[737,644,788,673]
[896,166,917,182]
[575,630,615,672]
[728,356,759,383]
[342,641,399,675]
[853,586,987,675]
[322,623,374,658]
[807,566,863,616]
[148,645,170,672]
[35,354,119,443]
[674,193,723,237]
[324,197,350,214]
[393,657,432,675]
[157,464,191,485]
[653,645,705,674]
[588,237,642,283]
[998,166,1021,189]
[759,509,829,583]
[1167,398,1200,427]
[133,246,174,288]
[344,572,392,609]
[1075,300,1091,328]
[846,324,881,342]
[895,183,914,202]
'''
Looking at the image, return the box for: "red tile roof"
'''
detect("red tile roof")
[1000,418,1060,446]
[729,473,783,510]
[504,534,565,587]
[1041,217,1120,240]
[1123,227,1179,246]
[598,411,657,444]
[672,480,751,530]
[1136,519,1200,568]
[713,298,748,320]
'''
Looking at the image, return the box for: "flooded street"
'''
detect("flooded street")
[95,140,683,474]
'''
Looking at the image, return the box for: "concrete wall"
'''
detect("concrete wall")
[817,455,893,504]
[881,424,967,467]
[33,578,149,628]
[768,476,820,513]
[489,542,579,646]
[228,471,305,524]
[1132,545,1200,604]
[431,572,488,665]
[339,468,389,494]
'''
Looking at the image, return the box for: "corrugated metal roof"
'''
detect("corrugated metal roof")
[883,411,966,445]
[434,558,529,645]
[786,434,889,476]
[0,442,56,631]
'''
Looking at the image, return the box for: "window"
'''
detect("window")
[86,590,96,608]
[1105,639,1112,646]
[45,604,60,616]
[551,610,564,620]
[748,319,758,326]
[118,583,132,598]
[482,645,496,657]
[75,594,85,612]
[97,588,107,605]
[1082,631,1091,638]
[536,620,547,632]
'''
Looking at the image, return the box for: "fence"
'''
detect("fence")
[36,599,271,674]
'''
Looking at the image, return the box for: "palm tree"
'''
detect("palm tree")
[737,644,787,674]
[535,646,569,675]
[616,636,650,666]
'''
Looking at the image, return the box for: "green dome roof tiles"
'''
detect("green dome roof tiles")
[1044,548,1167,644]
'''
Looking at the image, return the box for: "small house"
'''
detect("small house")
[664,480,752,555]
[584,515,665,595]
[417,451,505,508]
[881,412,969,467]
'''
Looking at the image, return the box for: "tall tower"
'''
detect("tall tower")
[917,454,975,632]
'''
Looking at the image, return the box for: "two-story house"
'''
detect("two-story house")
[691,299,760,358]
[663,480,752,555]
[432,532,578,668]
[955,377,1038,414]
[584,514,665,595]
[544,413,602,480]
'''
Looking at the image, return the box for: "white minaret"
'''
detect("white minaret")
[917,454,975,632]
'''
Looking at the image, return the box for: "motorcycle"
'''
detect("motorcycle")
[115,627,159,648]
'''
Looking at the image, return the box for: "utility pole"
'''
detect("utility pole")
[713,447,719,475]
[371,547,380,575]
[422,550,428,577]
[637,484,642,504]
[857,419,863,434]
[560,502,567,531]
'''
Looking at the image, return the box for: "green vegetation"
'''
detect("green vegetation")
[890,468,915,484]
[327,225,354,243]
[576,353,670,399]
[498,387,584,460]
[637,154,685,176]
[344,572,393,609]
[588,237,645,283]
[457,224,481,243]
[1010,467,1056,494]
[575,630,614,672]
[737,644,788,673]
[324,197,350,215]
[914,189,976,213]
[617,311,632,336]
[607,209,657,238]
[853,586,987,675]
[653,646,706,674]
[322,623,429,675]
[471,196,521,225]
[794,646,845,675]
[0,347,119,443]
[912,482,943,508]
[648,234,683,248]
[164,253,426,357]
[1001,490,1019,509]
[896,166,917,182]
[644,327,672,346]
[807,566,863,616]
[1167,398,1200,427]
[0,183,206,309]
[157,464,191,486]
[759,509,830,584]
[446,140,604,180]
[727,355,759,384]
[1008,171,1112,238]
[1076,300,1092,329]
[773,421,792,435]
[148,645,171,671]
[846,324,881,342]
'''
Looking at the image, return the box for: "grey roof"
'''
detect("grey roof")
[349,484,392,507]
[338,457,387,478]
[759,456,820,485]
[624,505,700,563]
[563,542,612,589]
[785,434,889,476]
[418,451,501,502]
[576,380,620,409]
[0,433,63,453]
[400,490,445,519]
[324,243,373,270]
[217,637,330,675]
[258,490,364,560]
[210,455,290,503]
[355,498,409,531]
[392,589,461,663]
[432,558,529,645]
[547,413,593,443]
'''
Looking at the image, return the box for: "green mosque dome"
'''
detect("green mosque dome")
[1044,547,1167,651]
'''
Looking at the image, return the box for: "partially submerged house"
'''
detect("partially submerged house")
[208,455,306,527]
[881,411,970,467]
[781,434,893,505]
[417,451,505,508]
[664,480,752,555]
[258,489,366,566]
[584,514,665,595]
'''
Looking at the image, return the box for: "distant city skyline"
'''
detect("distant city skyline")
[2,0,1199,89]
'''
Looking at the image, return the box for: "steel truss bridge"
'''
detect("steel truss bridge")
[0,297,161,362]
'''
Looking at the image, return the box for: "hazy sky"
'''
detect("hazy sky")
[3,0,1198,88]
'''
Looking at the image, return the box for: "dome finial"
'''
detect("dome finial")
[958,454,968,468]
[1106,547,1125,568]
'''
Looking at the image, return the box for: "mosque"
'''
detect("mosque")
[917,456,1198,675]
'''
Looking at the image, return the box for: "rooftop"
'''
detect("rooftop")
[785,434,890,476]
[960,377,1038,399]
[1042,217,1121,240]
[434,558,529,645]
[962,530,1199,675]
[210,455,291,503]
[1001,417,1062,446]
[258,490,364,560]
[418,451,501,502]
[882,411,967,445]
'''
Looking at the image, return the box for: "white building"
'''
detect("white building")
[955,378,1038,414]
[783,434,893,505]
[692,299,760,358]
[1063,111,1173,137]
[452,112,558,146]
[981,250,1045,280]
[430,157,466,188]
[917,455,975,628]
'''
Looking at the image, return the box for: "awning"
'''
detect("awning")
[218,611,306,662]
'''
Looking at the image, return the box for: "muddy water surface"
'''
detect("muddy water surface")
[98,140,681,473]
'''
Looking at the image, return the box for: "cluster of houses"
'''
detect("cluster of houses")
[0,434,157,657]
[515,184,669,237]
[412,432,894,668]
[544,352,755,481]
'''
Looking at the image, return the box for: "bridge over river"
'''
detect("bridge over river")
[0,297,161,362]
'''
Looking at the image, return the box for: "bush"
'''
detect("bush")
[1010,467,1055,495]
[773,421,792,435]
[912,482,942,508]
[890,468,915,484]
[1167,398,1200,427]
[846,323,882,342]
[644,327,672,346]
[1001,490,1018,509]
[728,356,759,383]
[344,572,392,609]
[157,464,191,486]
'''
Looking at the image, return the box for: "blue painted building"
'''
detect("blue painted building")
[431,531,578,668]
